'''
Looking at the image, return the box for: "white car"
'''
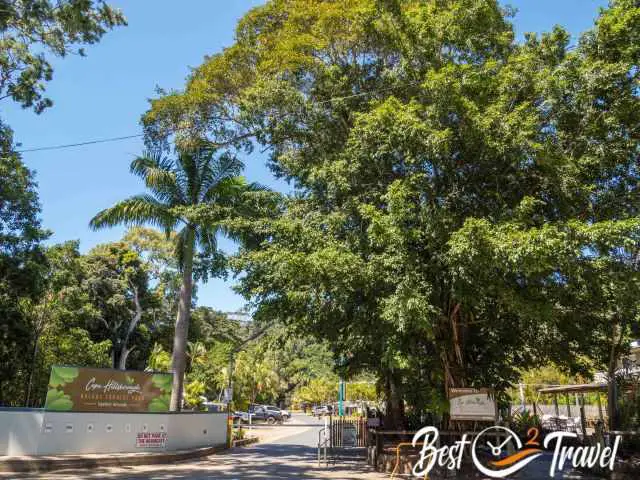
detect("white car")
[313,405,333,417]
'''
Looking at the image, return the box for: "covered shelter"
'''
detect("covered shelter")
[537,383,607,434]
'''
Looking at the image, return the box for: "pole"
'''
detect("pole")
[338,379,344,417]
[597,392,604,422]
[579,394,587,437]
[227,353,233,447]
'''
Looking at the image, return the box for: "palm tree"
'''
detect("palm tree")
[90,147,258,411]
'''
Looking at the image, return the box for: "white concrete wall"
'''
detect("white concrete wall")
[0,410,44,456]
[168,413,227,450]
[0,410,227,456]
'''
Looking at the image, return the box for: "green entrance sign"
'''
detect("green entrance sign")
[44,366,173,413]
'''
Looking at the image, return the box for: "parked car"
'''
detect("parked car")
[264,405,291,420]
[247,404,283,424]
[313,405,333,417]
[231,411,245,423]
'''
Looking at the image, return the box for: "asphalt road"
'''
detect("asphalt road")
[9,414,386,480]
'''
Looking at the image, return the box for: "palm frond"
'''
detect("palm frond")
[130,153,185,205]
[130,151,173,179]
[202,175,248,205]
[89,194,178,231]
[177,150,201,203]
[200,152,244,201]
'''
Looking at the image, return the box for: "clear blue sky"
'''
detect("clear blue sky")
[5,0,608,312]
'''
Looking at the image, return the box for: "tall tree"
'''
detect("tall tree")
[0,0,124,405]
[83,242,154,370]
[0,123,48,403]
[90,149,264,410]
[24,241,112,405]
[144,0,639,427]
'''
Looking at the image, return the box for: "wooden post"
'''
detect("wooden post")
[375,431,383,471]
[554,394,560,417]
[597,393,604,422]
[579,394,587,437]
[566,393,572,417]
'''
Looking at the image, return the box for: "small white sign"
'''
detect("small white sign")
[449,388,495,421]
[223,387,233,403]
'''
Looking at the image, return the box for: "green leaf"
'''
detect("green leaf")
[152,374,173,393]
[47,397,74,411]
[45,389,73,411]
[56,366,79,381]
[48,366,79,387]
[45,388,64,404]
[148,395,170,412]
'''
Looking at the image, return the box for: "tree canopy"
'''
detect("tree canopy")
[143,0,640,426]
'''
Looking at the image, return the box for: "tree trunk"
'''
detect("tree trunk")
[384,370,406,429]
[118,284,143,370]
[607,321,624,431]
[170,227,195,411]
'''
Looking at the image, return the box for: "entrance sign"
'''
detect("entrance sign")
[44,366,173,413]
[449,388,495,421]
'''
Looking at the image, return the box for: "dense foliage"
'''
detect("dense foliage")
[0,0,125,404]
[1,0,638,429]
[143,0,640,426]
[0,127,49,403]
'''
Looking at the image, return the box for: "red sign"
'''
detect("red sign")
[136,432,168,448]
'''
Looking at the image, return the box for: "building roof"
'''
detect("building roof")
[538,383,608,394]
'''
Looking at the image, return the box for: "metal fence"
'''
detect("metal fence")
[329,416,368,447]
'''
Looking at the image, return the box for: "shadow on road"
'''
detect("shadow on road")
[8,444,381,480]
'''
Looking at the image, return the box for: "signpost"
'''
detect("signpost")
[44,366,173,413]
[223,387,233,404]
[448,387,496,422]
[338,379,345,416]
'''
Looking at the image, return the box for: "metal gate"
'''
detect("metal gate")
[329,416,368,447]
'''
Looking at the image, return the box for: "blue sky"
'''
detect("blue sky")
[5,0,608,312]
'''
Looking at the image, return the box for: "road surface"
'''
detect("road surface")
[7,413,386,480]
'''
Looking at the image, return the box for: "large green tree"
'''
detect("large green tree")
[90,149,264,410]
[83,241,156,370]
[0,0,124,405]
[24,241,112,405]
[143,0,639,426]
[0,125,48,403]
